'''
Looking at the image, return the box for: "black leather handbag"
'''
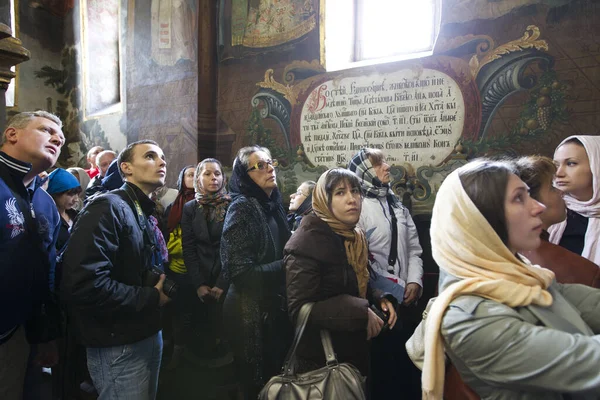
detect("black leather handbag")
[259,302,367,400]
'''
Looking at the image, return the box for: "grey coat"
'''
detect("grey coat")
[440,270,600,400]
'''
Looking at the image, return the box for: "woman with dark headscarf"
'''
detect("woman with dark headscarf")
[220,146,292,399]
[181,158,231,360]
[162,165,195,366]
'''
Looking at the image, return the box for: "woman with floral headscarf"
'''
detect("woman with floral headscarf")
[348,148,424,398]
[181,158,231,362]
[284,168,397,396]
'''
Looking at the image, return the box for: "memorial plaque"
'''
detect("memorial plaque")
[298,69,465,167]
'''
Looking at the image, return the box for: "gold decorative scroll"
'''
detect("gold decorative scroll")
[256,69,299,105]
[469,25,548,78]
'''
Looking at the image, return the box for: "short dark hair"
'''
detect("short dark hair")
[515,156,556,201]
[117,139,159,178]
[50,186,83,199]
[323,168,362,209]
[458,159,516,246]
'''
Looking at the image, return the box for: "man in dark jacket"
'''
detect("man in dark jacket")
[62,139,171,400]
[0,111,64,400]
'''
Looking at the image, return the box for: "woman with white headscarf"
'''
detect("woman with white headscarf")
[550,135,600,264]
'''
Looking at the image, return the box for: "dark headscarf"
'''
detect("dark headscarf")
[229,154,290,247]
[167,165,195,234]
[229,156,286,216]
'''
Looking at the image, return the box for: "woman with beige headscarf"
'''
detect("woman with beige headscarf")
[66,167,90,211]
[284,168,397,394]
[415,159,600,399]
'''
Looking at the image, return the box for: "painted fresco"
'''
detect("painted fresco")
[150,0,198,66]
[217,0,600,213]
[219,0,318,60]
[127,0,199,185]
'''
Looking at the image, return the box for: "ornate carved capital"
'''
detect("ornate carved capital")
[0,23,30,90]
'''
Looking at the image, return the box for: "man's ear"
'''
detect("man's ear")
[120,161,131,177]
[3,127,18,144]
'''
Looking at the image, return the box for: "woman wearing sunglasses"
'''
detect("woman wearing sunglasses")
[220,146,292,399]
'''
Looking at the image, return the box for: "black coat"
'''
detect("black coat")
[181,199,228,290]
[220,194,292,389]
[61,183,161,347]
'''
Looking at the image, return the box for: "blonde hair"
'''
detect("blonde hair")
[1,111,62,146]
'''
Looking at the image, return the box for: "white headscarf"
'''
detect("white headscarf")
[421,166,554,399]
[548,135,600,264]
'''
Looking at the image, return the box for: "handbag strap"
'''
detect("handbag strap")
[281,302,315,376]
[319,329,338,365]
[386,194,398,273]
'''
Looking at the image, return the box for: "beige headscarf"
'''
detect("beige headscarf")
[312,169,369,298]
[423,167,556,399]
[549,135,600,264]
[66,167,90,211]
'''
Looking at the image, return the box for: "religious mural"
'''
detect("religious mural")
[218,0,318,60]
[150,0,198,66]
[218,0,599,214]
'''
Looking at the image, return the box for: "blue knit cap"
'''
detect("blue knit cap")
[47,168,81,194]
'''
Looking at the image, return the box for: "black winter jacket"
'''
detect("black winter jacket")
[181,199,228,290]
[61,183,161,347]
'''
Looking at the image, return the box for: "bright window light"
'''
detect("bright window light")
[325,0,441,71]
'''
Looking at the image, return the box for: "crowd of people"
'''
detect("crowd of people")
[0,110,599,400]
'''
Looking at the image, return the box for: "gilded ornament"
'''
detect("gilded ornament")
[469,25,548,78]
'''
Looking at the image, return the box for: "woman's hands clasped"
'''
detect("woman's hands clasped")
[197,285,225,302]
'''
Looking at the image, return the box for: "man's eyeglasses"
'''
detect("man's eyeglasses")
[246,159,278,172]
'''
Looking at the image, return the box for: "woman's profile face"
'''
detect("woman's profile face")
[54,191,79,212]
[536,179,566,228]
[372,159,391,185]
[554,142,594,201]
[329,180,362,226]
[199,162,223,194]
[504,174,546,254]
[183,167,195,190]
[289,182,309,212]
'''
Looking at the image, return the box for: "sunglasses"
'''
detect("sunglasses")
[246,159,278,172]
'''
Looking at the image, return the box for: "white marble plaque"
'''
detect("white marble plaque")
[299,68,465,167]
